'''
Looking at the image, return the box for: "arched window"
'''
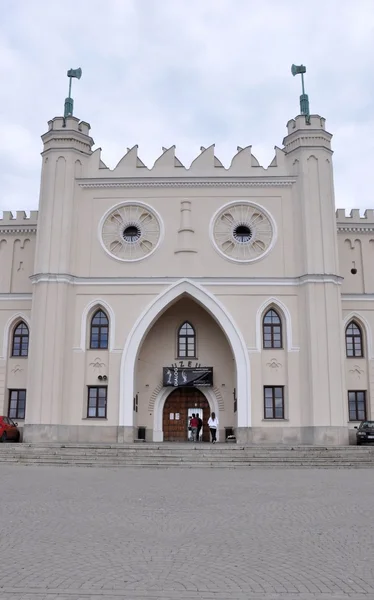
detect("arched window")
[263,309,282,349]
[177,322,196,358]
[90,310,109,349]
[11,321,29,357]
[346,321,363,357]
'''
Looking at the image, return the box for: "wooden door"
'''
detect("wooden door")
[163,388,210,442]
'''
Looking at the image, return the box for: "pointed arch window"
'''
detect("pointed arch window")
[11,322,29,357]
[90,310,109,349]
[346,321,363,357]
[177,322,196,358]
[263,309,282,349]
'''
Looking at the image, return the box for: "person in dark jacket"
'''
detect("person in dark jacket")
[190,414,198,442]
[197,415,203,441]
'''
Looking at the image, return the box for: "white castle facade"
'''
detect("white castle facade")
[0,110,373,445]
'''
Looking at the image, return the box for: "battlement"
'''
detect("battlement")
[42,117,94,155]
[286,114,326,133]
[336,209,374,223]
[0,211,38,226]
[85,144,291,178]
[47,116,91,136]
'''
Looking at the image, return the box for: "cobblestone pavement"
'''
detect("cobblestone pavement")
[0,466,373,600]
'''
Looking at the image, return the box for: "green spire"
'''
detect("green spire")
[64,68,82,118]
[291,64,310,120]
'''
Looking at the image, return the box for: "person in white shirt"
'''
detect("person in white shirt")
[207,412,219,443]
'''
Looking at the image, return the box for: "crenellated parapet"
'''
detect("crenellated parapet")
[0,211,38,233]
[42,116,94,154]
[84,143,290,179]
[336,209,374,232]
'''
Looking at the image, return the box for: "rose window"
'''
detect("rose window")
[101,203,161,261]
[211,202,275,262]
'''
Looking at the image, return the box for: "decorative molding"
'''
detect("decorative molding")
[0,294,32,301]
[342,295,374,301]
[0,228,37,234]
[212,385,225,411]
[338,227,374,233]
[78,177,296,189]
[89,358,106,372]
[11,364,23,375]
[148,381,163,412]
[266,358,282,371]
[175,200,197,254]
[30,273,343,287]
[349,365,365,379]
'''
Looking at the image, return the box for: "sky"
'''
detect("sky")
[1,0,374,213]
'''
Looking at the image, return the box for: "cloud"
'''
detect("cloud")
[1,0,374,212]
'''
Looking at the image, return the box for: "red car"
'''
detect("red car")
[0,416,20,443]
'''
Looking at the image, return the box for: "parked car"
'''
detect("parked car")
[355,421,374,445]
[0,416,20,443]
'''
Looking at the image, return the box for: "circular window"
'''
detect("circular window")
[211,201,275,263]
[122,225,141,243]
[101,203,162,261]
[233,224,252,243]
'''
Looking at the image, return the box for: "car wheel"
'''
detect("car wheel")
[15,432,20,443]
[357,440,362,446]
[1,432,7,443]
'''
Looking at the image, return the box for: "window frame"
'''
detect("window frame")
[11,321,29,357]
[348,390,367,422]
[87,386,108,419]
[89,309,109,350]
[8,389,26,420]
[263,386,285,420]
[345,321,363,358]
[177,321,196,359]
[262,309,283,349]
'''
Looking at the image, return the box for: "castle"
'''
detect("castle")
[0,107,373,445]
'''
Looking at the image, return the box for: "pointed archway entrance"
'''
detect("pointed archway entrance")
[119,279,251,441]
[163,388,210,442]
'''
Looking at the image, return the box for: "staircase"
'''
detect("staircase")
[0,443,374,468]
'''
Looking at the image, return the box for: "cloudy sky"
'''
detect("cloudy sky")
[1,0,373,213]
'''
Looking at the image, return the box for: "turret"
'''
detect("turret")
[281,66,346,443]
[283,113,338,276]
[34,115,94,274]
[25,70,94,434]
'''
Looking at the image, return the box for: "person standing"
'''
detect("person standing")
[190,413,198,442]
[197,414,203,442]
[208,412,219,443]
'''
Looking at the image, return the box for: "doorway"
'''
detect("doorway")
[163,388,210,442]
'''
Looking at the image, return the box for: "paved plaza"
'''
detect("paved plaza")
[0,466,373,600]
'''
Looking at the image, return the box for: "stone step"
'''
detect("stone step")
[1,443,374,468]
[3,459,374,468]
[1,455,374,465]
[1,450,372,459]
[1,445,372,454]
[6,443,372,451]
[0,454,374,465]
[0,452,374,466]
[0,451,371,459]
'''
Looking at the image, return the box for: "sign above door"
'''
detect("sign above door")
[163,366,213,388]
